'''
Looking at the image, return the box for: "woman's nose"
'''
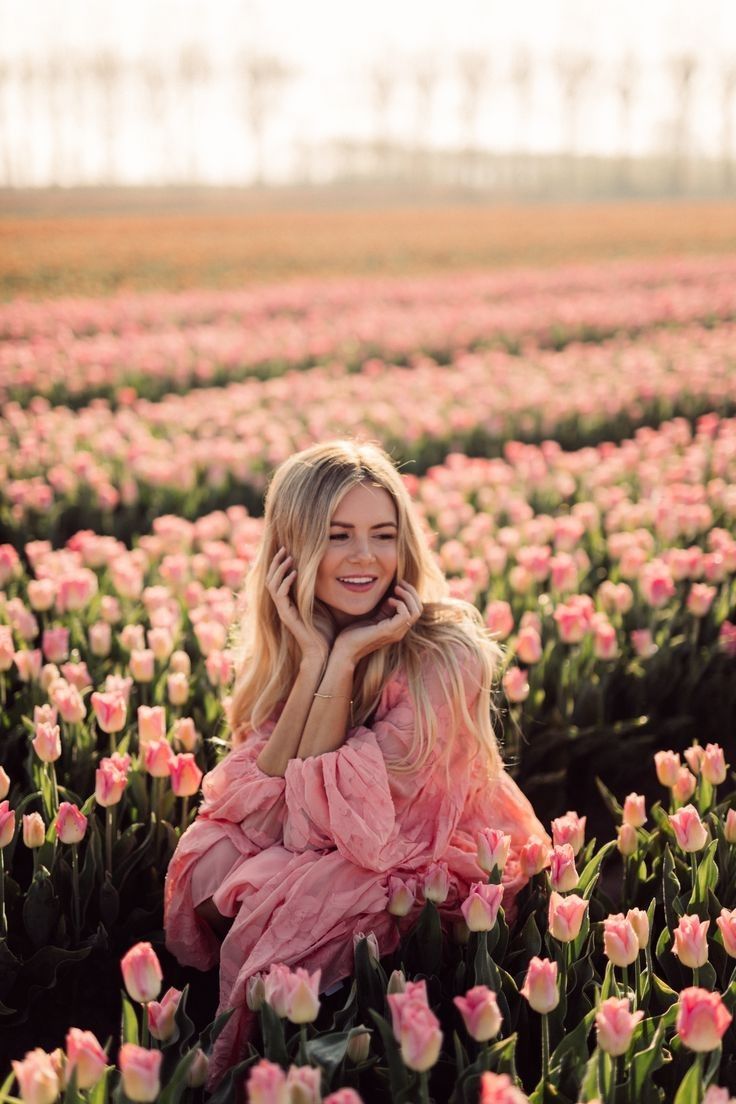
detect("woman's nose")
[350,541,375,562]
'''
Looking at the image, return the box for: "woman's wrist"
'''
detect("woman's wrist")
[326,640,358,673]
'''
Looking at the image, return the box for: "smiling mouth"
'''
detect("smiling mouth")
[337,577,378,591]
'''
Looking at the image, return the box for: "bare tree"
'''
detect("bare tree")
[138,57,169,184]
[667,53,697,193]
[720,60,736,191]
[43,54,68,184]
[17,57,37,185]
[614,53,639,193]
[457,51,490,186]
[90,50,123,184]
[177,44,211,182]
[554,51,592,156]
[509,48,532,190]
[368,61,397,178]
[409,54,440,181]
[0,60,13,185]
[235,51,292,185]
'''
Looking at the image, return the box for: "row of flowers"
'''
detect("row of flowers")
[3,256,736,406]
[5,758,736,1102]
[4,322,736,539]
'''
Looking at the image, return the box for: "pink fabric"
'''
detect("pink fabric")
[164,651,549,1088]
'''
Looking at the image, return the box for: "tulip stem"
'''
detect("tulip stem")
[633,954,641,1011]
[621,964,630,1001]
[298,1024,308,1065]
[0,848,6,939]
[541,1012,550,1085]
[418,1069,431,1104]
[48,762,59,817]
[141,1009,150,1050]
[693,965,700,986]
[71,843,81,945]
[180,796,189,835]
[689,853,698,899]
[105,806,114,875]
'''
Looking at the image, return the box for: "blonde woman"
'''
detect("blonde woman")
[164,440,547,1085]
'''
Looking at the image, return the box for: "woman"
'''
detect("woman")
[164,439,548,1086]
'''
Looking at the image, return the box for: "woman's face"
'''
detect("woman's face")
[314,482,399,629]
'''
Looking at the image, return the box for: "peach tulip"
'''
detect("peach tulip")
[595,997,644,1056]
[454,985,502,1042]
[137,705,166,747]
[669,805,708,852]
[702,744,727,785]
[23,813,45,849]
[32,722,61,764]
[520,957,559,1014]
[725,809,736,845]
[548,891,588,943]
[549,843,579,891]
[654,749,681,787]
[11,1048,60,1104]
[603,914,639,967]
[519,835,549,877]
[673,915,710,969]
[617,823,638,856]
[622,793,646,828]
[626,907,650,950]
[118,1045,162,1103]
[461,882,504,932]
[121,942,162,1004]
[677,987,732,1052]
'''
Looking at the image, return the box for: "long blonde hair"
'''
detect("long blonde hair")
[229,439,504,779]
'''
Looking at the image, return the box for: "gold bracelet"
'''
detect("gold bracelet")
[314,692,353,703]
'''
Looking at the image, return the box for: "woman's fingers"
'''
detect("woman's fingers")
[276,569,297,597]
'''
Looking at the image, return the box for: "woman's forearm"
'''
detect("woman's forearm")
[255,656,326,777]
[296,646,356,759]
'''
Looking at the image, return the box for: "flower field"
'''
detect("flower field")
[1,250,736,1102]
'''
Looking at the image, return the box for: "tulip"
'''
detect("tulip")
[170,753,203,797]
[41,627,69,664]
[549,843,579,891]
[502,666,529,703]
[654,749,681,787]
[669,805,708,852]
[346,1030,371,1063]
[15,650,42,682]
[186,1048,209,1088]
[725,809,736,844]
[118,1045,162,1103]
[485,600,514,639]
[11,1048,60,1104]
[0,800,15,848]
[476,827,511,875]
[685,746,705,775]
[169,649,192,676]
[551,811,586,855]
[285,1064,322,1103]
[95,760,127,807]
[422,860,450,904]
[56,802,87,845]
[702,744,727,786]
[143,739,174,778]
[353,929,380,966]
[32,722,61,764]
[147,986,183,1042]
[65,1028,107,1090]
[137,705,166,748]
[631,628,658,659]
[687,583,716,617]
[677,987,733,1052]
[519,835,549,877]
[121,942,163,1004]
[395,999,443,1072]
[548,891,588,943]
[479,1071,529,1104]
[387,875,417,917]
[23,812,45,849]
[617,823,638,856]
[673,915,710,970]
[0,767,9,800]
[90,691,127,735]
[461,882,504,932]
[387,969,406,995]
[595,997,644,1056]
[603,914,639,968]
[520,957,559,1014]
[246,973,266,1012]
[285,966,321,1024]
[173,716,198,751]
[167,672,189,706]
[515,625,542,664]
[246,1058,287,1104]
[622,793,646,828]
[702,1088,734,1104]
[263,962,293,1017]
[672,767,697,804]
[89,622,112,657]
[716,908,736,958]
[626,907,650,950]
[453,985,502,1042]
[129,649,155,683]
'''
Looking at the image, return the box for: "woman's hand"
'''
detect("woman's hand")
[266,547,334,666]
[332,580,423,666]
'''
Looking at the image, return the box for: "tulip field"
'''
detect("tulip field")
[1,244,736,1103]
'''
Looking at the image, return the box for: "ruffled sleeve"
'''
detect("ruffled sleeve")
[283,646,484,872]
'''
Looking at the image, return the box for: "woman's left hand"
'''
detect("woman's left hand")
[332,580,423,666]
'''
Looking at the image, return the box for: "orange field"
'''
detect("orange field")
[2,194,736,298]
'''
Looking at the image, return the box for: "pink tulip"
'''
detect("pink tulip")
[626,908,650,950]
[52,682,86,724]
[519,835,549,877]
[593,620,619,660]
[520,957,559,1014]
[0,801,15,849]
[725,809,736,845]
[0,767,8,801]
[143,739,174,779]
[11,1048,60,1104]
[603,914,639,967]
[669,805,708,852]
[31,722,61,764]
[56,802,87,845]
[186,1048,209,1088]
[476,828,511,875]
[169,753,203,797]
[246,1058,287,1104]
[617,823,638,856]
[423,861,450,904]
[41,627,69,664]
[485,600,514,639]
[454,985,502,1042]
[479,1070,529,1103]
[167,672,189,705]
[716,908,736,957]
[672,767,697,804]
[702,744,727,785]
[515,625,542,664]
[118,1045,162,1103]
[137,705,166,748]
[65,1028,107,1090]
[14,650,42,682]
[677,987,733,1052]
[285,966,321,1024]
[685,746,705,775]
[147,986,183,1042]
[323,1091,365,1104]
[654,749,681,787]
[129,649,155,683]
[387,980,429,1034]
[687,583,716,617]
[88,621,112,658]
[631,628,658,659]
[173,716,198,751]
[353,930,380,966]
[28,579,56,611]
[502,667,529,704]
[548,891,588,943]
[673,915,710,969]
[95,759,127,807]
[551,811,586,855]
[549,843,579,892]
[90,691,127,735]
[553,602,588,644]
[702,1087,733,1104]
[461,882,504,932]
[23,812,45,849]
[263,962,293,1017]
[387,875,417,917]
[622,793,646,828]
[285,1064,322,1103]
[395,998,443,1072]
[639,560,675,608]
[121,942,162,1003]
[595,996,644,1056]
[169,650,192,675]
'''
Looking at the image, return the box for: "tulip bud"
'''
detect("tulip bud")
[520,957,559,1014]
[23,812,45,849]
[685,745,705,775]
[387,969,407,995]
[147,987,182,1042]
[673,915,710,970]
[595,997,644,1056]
[626,907,650,950]
[143,739,174,779]
[346,1030,371,1063]
[56,802,87,845]
[185,1048,209,1088]
[461,882,504,932]
[0,800,16,848]
[622,793,646,828]
[654,749,681,787]
[95,759,127,807]
[702,744,727,786]
[453,986,502,1042]
[11,1048,60,1104]
[549,844,579,892]
[32,722,61,764]
[551,812,586,855]
[137,705,166,748]
[285,966,321,1024]
[118,1045,162,1103]
[89,622,112,658]
[246,973,266,1011]
[129,649,155,683]
[169,753,203,797]
[617,823,638,857]
[172,716,198,752]
[353,930,380,967]
[422,861,450,904]
[672,767,697,804]
[603,914,639,967]
[167,672,189,706]
[476,828,511,875]
[548,891,588,943]
[669,805,708,852]
[120,942,163,1004]
[725,809,736,845]
[677,987,733,1052]
[169,649,192,676]
[64,1028,107,1091]
[90,691,127,735]
[387,875,417,917]
[0,766,9,801]
[519,835,549,877]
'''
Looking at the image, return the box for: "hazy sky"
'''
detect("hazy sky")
[2,0,735,184]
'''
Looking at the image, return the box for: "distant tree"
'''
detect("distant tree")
[0,59,12,185]
[138,57,169,184]
[410,54,440,181]
[235,51,293,185]
[456,50,490,187]
[614,53,639,192]
[177,44,211,182]
[43,53,67,184]
[720,60,736,190]
[509,47,532,152]
[90,50,123,184]
[554,50,592,157]
[667,53,697,193]
[368,60,397,177]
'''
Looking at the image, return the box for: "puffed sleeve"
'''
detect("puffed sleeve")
[282,647,484,871]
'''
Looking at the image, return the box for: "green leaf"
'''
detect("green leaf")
[259,1000,288,1067]
[630,1015,669,1097]
[305,1028,367,1077]
[88,1068,111,1104]
[369,1009,412,1098]
[549,1007,595,1081]
[673,1059,702,1104]
[595,777,623,819]
[22,866,60,946]
[205,1056,258,1104]
[577,841,616,897]
[121,993,139,1046]
[662,847,683,931]
[198,1007,234,1053]
[688,839,718,911]
[0,1070,16,1104]
[157,1049,197,1104]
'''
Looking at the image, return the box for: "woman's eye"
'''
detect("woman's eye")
[379,534,396,541]
[329,533,348,541]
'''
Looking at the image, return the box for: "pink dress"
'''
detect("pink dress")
[164,650,548,1086]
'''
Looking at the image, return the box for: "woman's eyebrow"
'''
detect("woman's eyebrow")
[329,520,397,529]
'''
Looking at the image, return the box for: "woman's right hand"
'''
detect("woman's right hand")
[266,547,333,666]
